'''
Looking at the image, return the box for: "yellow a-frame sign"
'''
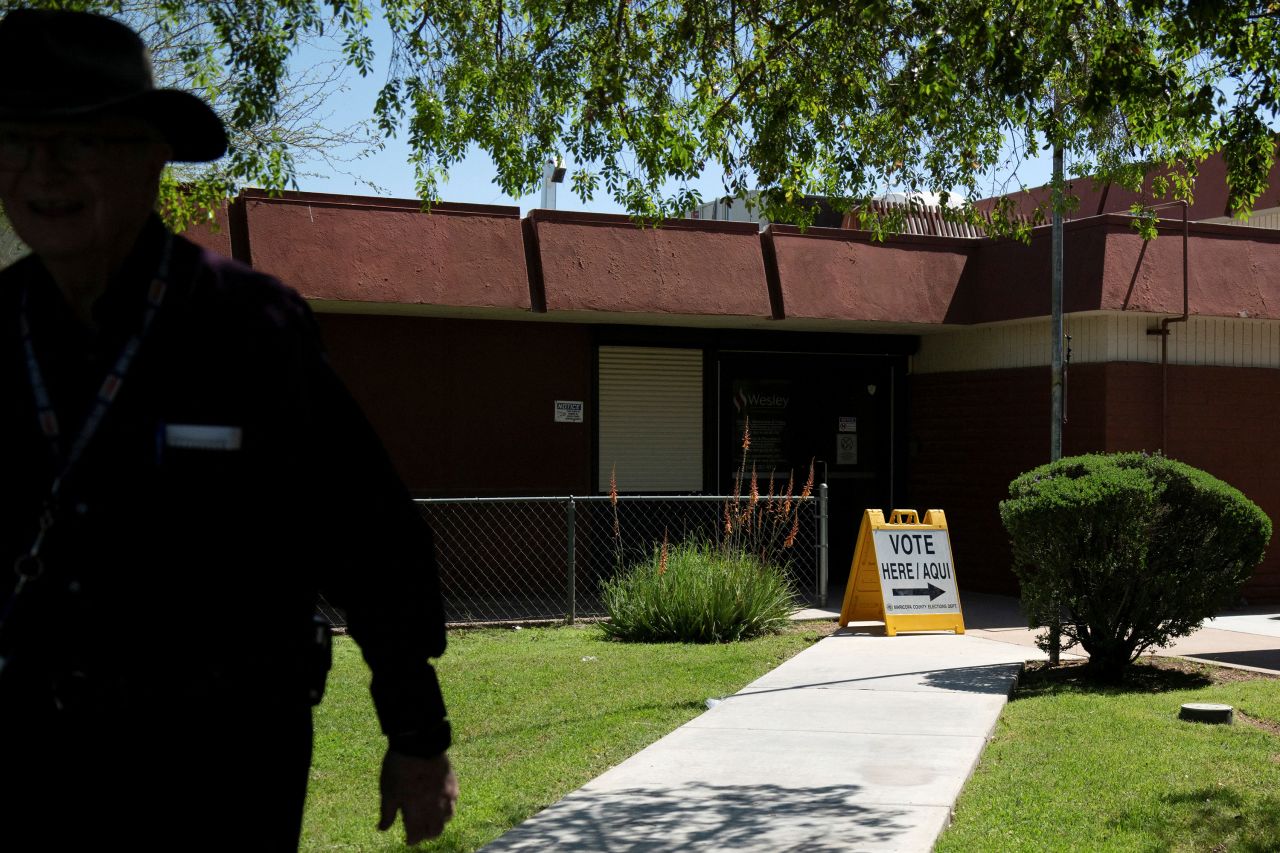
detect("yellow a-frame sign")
[839,509,965,636]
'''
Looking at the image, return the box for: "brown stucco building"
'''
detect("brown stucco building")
[189,182,1280,602]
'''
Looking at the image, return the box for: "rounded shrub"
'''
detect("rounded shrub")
[1000,452,1271,682]
[600,539,797,643]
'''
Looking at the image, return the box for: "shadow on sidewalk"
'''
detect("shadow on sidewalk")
[734,660,1024,698]
[922,662,1025,695]
[1182,648,1280,672]
[483,781,920,852]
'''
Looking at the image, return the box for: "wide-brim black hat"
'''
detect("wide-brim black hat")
[0,9,227,163]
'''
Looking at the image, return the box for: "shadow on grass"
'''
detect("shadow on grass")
[1110,788,1280,853]
[478,782,921,852]
[1012,659,1213,700]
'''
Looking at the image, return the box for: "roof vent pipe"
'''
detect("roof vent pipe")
[541,157,566,210]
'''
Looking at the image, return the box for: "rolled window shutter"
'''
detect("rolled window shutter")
[598,346,703,492]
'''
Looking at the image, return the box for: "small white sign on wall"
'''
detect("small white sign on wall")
[555,400,584,423]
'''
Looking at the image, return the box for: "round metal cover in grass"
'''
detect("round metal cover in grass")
[1179,703,1234,724]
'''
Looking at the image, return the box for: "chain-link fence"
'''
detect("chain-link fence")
[417,488,830,625]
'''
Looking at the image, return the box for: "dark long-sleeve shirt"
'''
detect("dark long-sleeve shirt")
[0,218,449,757]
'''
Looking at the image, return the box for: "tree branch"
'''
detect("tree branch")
[708,13,821,125]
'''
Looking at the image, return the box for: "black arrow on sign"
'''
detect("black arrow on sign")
[891,583,946,601]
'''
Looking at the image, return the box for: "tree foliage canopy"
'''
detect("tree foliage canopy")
[13,0,1280,233]
[375,0,1280,230]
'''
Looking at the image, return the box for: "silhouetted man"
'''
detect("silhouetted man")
[0,10,456,850]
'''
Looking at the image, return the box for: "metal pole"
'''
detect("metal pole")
[566,497,577,625]
[818,483,829,607]
[541,160,557,209]
[1048,143,1064,665]
[1051,144,1065,463]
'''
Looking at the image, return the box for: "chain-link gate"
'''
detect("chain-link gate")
[417,487,829,625]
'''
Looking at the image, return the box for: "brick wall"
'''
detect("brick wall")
[907,367,1053,593]
[316,314,594,497]
[1164,365,1280,601]
[910,362,1280,601]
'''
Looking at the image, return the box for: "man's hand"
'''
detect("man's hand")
[377,750,459,845]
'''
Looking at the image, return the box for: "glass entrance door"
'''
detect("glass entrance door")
[718,353,900,602]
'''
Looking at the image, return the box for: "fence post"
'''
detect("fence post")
[566,496,577,625]
[817,484,830,607]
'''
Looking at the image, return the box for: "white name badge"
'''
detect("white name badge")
[163,424,243,451]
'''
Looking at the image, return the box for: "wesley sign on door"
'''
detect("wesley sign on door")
[872,529,959,615]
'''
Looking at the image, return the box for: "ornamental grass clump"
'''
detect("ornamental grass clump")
[599,538,796,643]
[1000,452,1271,683]
[602,420,804,643]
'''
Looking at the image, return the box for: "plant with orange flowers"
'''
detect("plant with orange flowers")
[721,417,814,573]
[600,420,808,643]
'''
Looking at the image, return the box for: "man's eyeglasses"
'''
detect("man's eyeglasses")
[0,130,161,173]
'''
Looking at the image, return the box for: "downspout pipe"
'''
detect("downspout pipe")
[1142,201,1190,453]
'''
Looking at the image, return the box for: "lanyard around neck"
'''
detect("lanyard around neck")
[19,235,172,503]
[4,240,173,655]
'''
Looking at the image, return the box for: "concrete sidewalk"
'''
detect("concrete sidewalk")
[482,595,1280,852]
[483,629,1048,852]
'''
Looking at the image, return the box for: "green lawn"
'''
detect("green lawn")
[936,660,1280,853]
[301,622,835,852]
